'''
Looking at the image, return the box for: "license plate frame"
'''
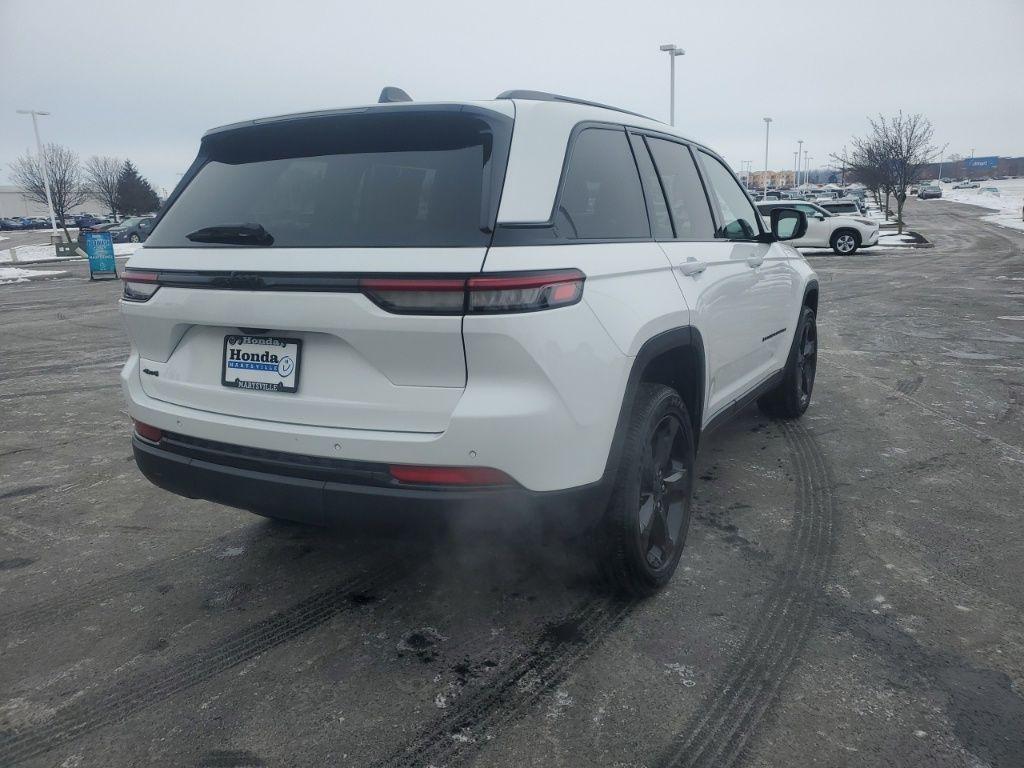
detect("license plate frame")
[221,334,302,393]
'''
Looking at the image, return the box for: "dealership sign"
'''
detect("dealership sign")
[964,156,998,170]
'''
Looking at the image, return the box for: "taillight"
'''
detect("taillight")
[133,419,163,443]
[359,270,585,315]
[122,270,160,302]
[389,464,514,486]
[359,277,465,315]
[467,270,584,313]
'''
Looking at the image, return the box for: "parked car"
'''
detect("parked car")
[0,218,26,230]
[953,180,980,189]
[979,187,1000,196]
[918,185,943,199]
[75,214,110,228]
[819,198,867,216]
[757,199,878,254]
[121,89,820,596]
[109,216,156,243]
[940,177,953,183]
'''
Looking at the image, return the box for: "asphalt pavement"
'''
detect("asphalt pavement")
[1,197,1022,767]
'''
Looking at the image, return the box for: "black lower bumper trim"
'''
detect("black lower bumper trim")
[132,436,607,530]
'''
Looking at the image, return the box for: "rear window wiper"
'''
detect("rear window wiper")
[185,223,274,246]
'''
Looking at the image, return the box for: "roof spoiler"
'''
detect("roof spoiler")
[378,86,413,103]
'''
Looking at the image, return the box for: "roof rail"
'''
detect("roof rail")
[495,90,656,122]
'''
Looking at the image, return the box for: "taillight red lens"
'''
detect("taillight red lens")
[389,464,514,486]
[133,419,163,443]
[467,270,584,313]
[122,270,160,302]
[359,270,585,315]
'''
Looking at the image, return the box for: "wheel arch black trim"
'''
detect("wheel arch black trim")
[601,326,707,487]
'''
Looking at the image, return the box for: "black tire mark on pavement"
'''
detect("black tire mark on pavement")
[895,373,924,396]
[0,525,259,633]
[656,420,837,768]
[373,595,634,768]
[0,559,405,765]
[0,484,51,501]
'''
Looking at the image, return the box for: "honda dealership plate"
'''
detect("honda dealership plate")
[222,335,301,393]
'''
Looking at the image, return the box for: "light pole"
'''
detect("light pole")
[807,155,814,185]
[16,109,58,237]
[796,139,804,188]
[802,149,809,187]
[762,117,772,200]
[659,44,685,126]
[792,152,798,189]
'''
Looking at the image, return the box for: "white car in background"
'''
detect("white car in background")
[757,200,878,255]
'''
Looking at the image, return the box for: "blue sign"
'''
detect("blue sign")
[82,231,117,280]
[964,156,998,170]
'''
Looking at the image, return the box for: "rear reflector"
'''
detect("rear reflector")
[133,419,163,443]
[359,269,585,315]
[389,464,514,486]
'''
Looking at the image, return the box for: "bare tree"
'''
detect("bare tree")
[83,155,124,218]
[839,113,937,234]
[9,143,88,242]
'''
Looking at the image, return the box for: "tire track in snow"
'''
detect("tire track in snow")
[0,559,404,765]
[655,420,837,768]
[372,595,635,768]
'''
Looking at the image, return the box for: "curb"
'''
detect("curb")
[0,254,131,267]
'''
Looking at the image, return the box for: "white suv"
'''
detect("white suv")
[757,200,879,254]
[120,90,819,595]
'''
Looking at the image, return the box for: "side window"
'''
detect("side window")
[694,150,762,240]
[628,134,672,238]
[646,138,715,240]
[554,128,649,240]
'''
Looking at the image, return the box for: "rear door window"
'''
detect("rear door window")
[554,127,650,240]
[646,138,715,240]
[628,134,673,239]
[146,109,512,249]
[694,150,762,240]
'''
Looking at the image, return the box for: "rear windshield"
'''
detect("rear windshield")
[146,108,512,249]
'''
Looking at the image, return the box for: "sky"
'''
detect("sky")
[2,0,1022,195]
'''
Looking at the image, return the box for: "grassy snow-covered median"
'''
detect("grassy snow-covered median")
[0,241,140,264]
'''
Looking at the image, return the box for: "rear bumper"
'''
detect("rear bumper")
[132,434,608,530]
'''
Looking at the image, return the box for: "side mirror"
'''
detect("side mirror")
[770,208,808,241]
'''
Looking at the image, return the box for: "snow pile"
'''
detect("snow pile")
[940,179,1024,234]
[0,267,66,285]
[1,241,140,264]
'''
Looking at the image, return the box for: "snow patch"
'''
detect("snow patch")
[0,266,66,284]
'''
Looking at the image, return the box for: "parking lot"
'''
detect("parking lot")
[1,197,1022,767]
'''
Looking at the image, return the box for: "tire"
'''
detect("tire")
[830,229,859,255]
[593,383,695,597]
[129,233,141,243]
[758,306,818,419]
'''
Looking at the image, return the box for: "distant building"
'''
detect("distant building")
[748,170,796,189]
[0,186,104,219]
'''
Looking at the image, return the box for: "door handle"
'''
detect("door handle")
[746,254,764,268]
[677,259,706,276]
